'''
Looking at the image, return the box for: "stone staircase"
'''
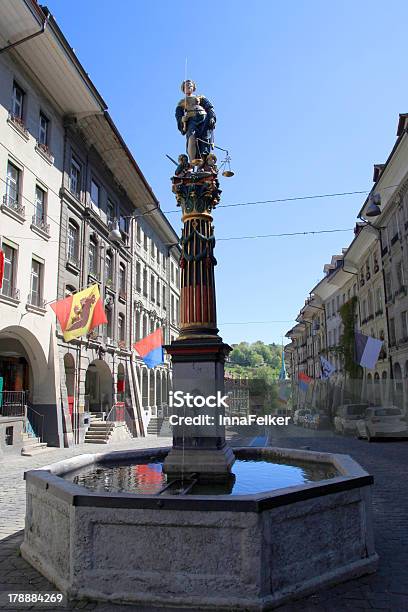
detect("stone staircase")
[84,414,115,444]
[147,417,171,436]
[21,432,48,456]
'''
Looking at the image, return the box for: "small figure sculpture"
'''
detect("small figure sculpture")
[174,154,192,177]
[175,79,216,164]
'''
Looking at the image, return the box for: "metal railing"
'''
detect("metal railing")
[2,193,25,217]
[26,403,45,442]
[0,391,26,417]
[31,213,50,235]
[106,403,138,437]
[27,293,46,308]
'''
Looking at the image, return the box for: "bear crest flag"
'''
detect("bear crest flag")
[50,284,107,342]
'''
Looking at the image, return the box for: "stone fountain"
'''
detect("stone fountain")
[21,80,378,610]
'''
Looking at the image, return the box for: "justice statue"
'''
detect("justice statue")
[175,79,216,164]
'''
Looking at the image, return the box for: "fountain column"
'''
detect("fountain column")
[163,156,235,482]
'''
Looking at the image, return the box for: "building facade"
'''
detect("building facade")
[0,1,180,453]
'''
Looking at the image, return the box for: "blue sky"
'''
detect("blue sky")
[45,0,407,345]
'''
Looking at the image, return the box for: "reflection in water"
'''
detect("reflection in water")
[67,455,338,496]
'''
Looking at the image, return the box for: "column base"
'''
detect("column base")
[163,444,236,483]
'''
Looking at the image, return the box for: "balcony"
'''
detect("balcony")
[7,112,29,140]
[0,286,20,305]
[35,141,54,165]
[31,214,50,238]
[2,194,25,221]
[66,254,80,274]
[105,278,116,292]
[26,294,46,314]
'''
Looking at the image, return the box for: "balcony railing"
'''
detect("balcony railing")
[66,254,80,269]
[27,293,46,309]
[8,112,29,137]
[105,278,116,291]
[2,194,25,217]
[31,214,50,235]
[1,286,20,301]
[35,141,54,164]
[0,390,26,417]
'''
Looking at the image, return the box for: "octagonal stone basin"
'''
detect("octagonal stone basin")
[21,446,378,611]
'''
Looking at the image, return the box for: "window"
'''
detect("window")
[385,272,392,301]
[163,253,166,270]
[156,246,160,260]
[162,285,166,309]
[171,262,175,284]
[176,297,179,325]
[5,161,20,208]
[12,82,24,119]
[30,259,43,306]
[1,244,17,298]
[367,291,373,317]
[143,269,147,296]
[88,238,98,276]
[136,262,141,292]
[118,313,125,342]
[91,180,100,208]
[107,200,114,225]
[34,186,46,225]
[144,234,148,251]
[331,299,335,317]
[70,157,81,198]
[119,215,128,242]
[151,274,155,302]
[67,222,79,265]
[336,295,340,311]
[105,252,114,287]
[151,240,155,258]
[142,314,147,337]
[38,112,49,145]
[376,288,383,314]
[106,307,113,341]
[401,312,408,339]
[171,294,175,324]
[389,318,396,345]
[397,260,405,289]
[136,224,141,244]
[157,280,160,306]
[119,263,126,297]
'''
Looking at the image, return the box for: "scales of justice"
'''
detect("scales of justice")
[163,79,236,483]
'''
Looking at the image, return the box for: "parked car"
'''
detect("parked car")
[293,409,311,425]
[356,406,408,441]
[334,404,369,435]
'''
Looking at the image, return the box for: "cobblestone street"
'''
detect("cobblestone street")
[0,428,407,611]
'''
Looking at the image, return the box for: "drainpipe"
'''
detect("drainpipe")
[0,16,48,55]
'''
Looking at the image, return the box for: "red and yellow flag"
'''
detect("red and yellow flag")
[50,284,107,342]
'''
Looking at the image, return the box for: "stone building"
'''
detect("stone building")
[0,1,67,453]
[0,1,180,452]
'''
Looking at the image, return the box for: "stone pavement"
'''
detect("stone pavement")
[0,429,407,611]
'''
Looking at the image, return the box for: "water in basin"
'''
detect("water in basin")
[65,454,338,496]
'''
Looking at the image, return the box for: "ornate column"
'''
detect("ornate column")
[163,122,235,482]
